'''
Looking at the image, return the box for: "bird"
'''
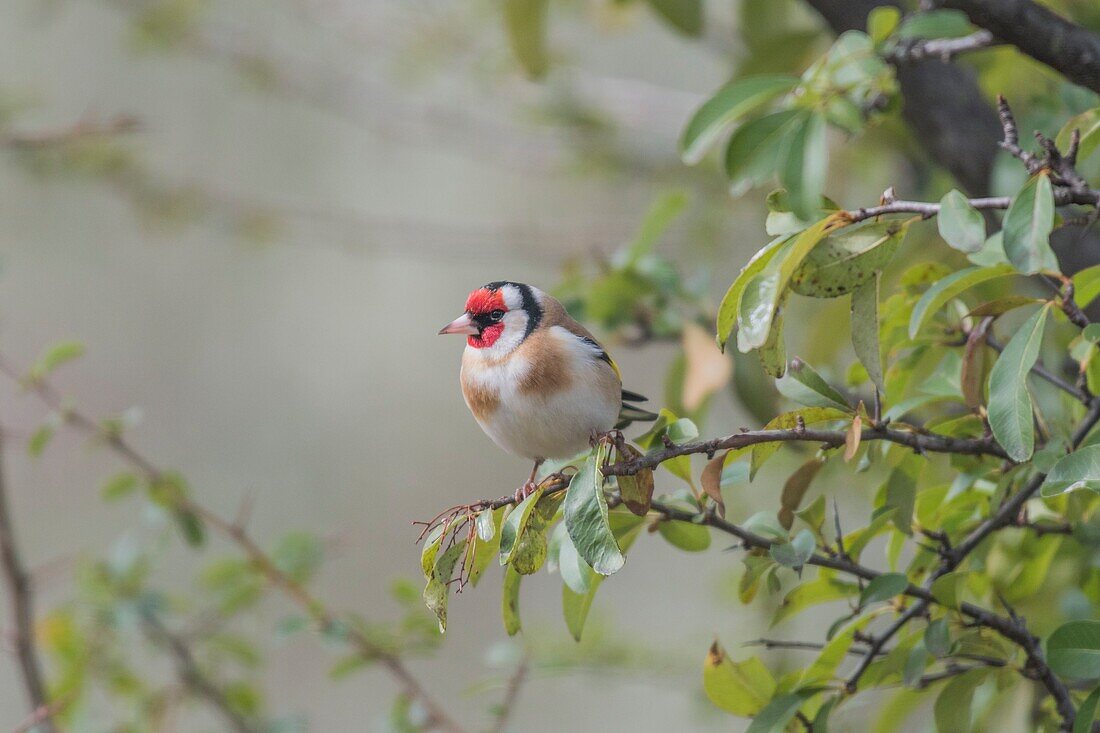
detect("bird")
[439,281,657,500]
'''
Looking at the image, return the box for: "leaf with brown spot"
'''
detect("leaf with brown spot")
[682,322,733,412]
[701,451,727,518]
[616,443,654,516]
[778,457,825,530]
[843,414,862,462]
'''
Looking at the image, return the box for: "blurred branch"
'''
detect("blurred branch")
[490,651,530,733]
[10,701,67,733]
[140,610,259,733]
[0,355,468,733]
[1,115,139,148]
[0,432,60,733]
[884,29,997,63]
[940,0,1100,93]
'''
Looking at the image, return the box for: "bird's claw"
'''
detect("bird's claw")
[513,480,538,504]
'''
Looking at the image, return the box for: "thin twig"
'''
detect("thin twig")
[490,652,531,733]
[140,610,259,733]
[0,431,60,733]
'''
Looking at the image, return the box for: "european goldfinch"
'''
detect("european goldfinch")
[439,281,657,498]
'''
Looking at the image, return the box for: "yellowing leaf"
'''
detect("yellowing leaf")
[703,641,776,717]
[844,414,862,462]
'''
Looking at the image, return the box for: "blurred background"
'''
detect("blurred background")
[1,1,1094,731]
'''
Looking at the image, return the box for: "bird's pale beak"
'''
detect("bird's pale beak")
[438,313,480,335]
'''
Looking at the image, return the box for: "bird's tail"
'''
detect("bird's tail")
[616,389,659,428]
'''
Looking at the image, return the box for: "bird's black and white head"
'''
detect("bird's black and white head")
[438,281,544,359]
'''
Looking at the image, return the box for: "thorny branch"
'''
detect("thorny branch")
[0,355,468,733]
[842,98,1100,228]
[0,431,60,732]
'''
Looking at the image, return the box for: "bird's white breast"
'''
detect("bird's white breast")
[461,326,620,460]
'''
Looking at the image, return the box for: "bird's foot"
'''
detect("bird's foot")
[513,480,539,504]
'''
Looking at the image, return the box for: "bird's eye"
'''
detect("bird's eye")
[490,309,504,321]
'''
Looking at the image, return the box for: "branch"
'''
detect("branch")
[490,652,530,733]
[10,701,67,733]
[0,355,468,733]
[885,29,997,63]
[0,432,60,732]
[140,610,259,733]
[1,115,140,148]
[940,0,1100,93]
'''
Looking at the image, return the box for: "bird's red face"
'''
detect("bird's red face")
[438,287,509,348]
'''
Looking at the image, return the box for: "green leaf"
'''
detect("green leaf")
[933,668,989,733]
[790,219,907,298]
[937,189,986,254]
[502,0,549,78]
[930,571,964,609]
[743,510,790,542]
[745,692,811,733]
[868,6,901,43]
[1040,445,1100,497]
[769,527,815,570]
[724,109,802,191]
[882,454,920,535]
[751,407,848,478]
[757,296,787,378]
[562,515,644,640]
[703,642,776,717]
[645,0,703,36]
[563,447,624,576]
[424,542,463,632]
[843,507,898,561]
[1048,620,1100,679]
[779,111,828,221]
[895,9,972,39]
[421,527,444,580]
[773,577,859,626]
[1074,687,1100,733]
[273,532,323,584]
[467,508,503,587]
[1002,172,1057,275]
[28,340,85,382]
[925,618,951,658]
[777,358,851,411]
[499,488,544,565]
[1057,107,1100,164]
[739,217,837,352]
[101,472,139,501]
[502,566,523,636]
[717,236,792,350]
[28,425,54,457]
[625,190,688,265]
[851,274,885,393]
[657,520,711,552]
[860,572,908,607]
[1074,264,1100,310]
[908,264,1015,339]
[680,75,798,164]
[988,304,1050,462]
[476,509,497,542]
